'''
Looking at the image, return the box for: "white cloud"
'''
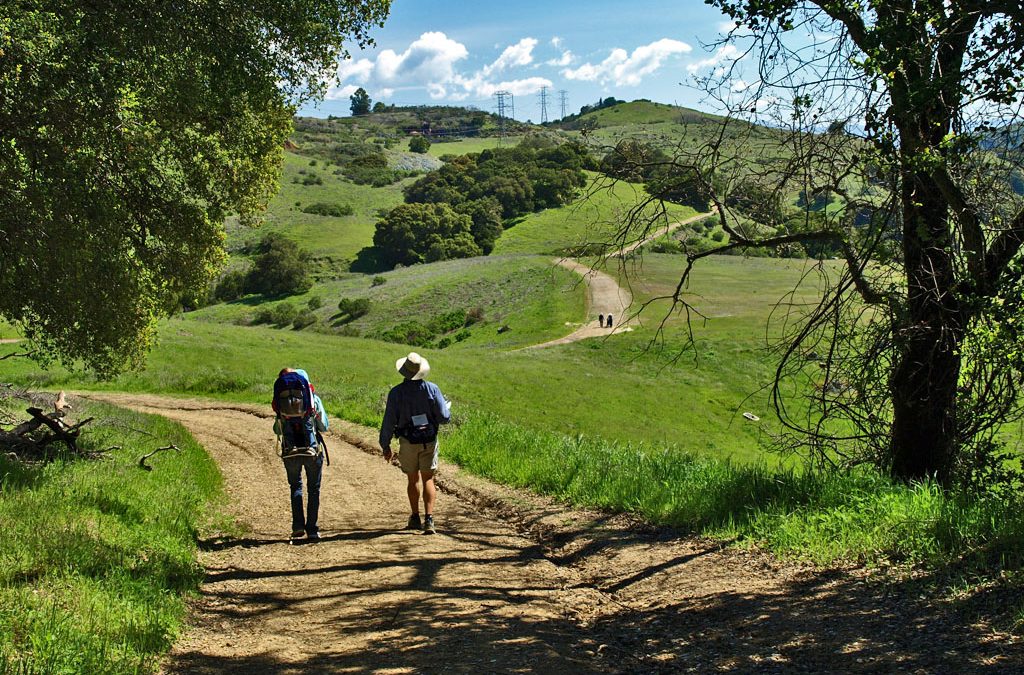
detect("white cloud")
[483,38,537,76]
[326,31,469,100]
[687,44,742,74]
[562,38,692,87]
[546,50,574,67]
[324,32,549,109]
[551,36,563,48]
[325,84,359,101]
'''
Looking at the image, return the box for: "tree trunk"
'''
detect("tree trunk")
[888,165,963,485]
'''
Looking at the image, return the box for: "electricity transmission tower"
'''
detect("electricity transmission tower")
[538,86,549,124]
[495,91,513,143]
[559,90,568,119]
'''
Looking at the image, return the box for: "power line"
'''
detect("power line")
[559,90,569,120]
[538,86,549,125]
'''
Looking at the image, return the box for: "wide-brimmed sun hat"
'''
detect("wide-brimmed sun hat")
[396,352,430,380]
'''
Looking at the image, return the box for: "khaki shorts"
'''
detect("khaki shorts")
[398,437,439,474]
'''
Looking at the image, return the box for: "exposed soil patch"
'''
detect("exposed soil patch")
[86,394,1022,673]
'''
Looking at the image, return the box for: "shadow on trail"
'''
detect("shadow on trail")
[579,557,1024,674]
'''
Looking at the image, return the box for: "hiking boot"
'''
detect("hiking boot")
[406,514,422,530]
[306,531,321,541]
[423,515,436,535]
[290,530,305,540]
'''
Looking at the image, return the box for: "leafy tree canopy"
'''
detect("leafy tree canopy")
[0,0,390,376]
[350,87,372,116]
[373,203,479,267]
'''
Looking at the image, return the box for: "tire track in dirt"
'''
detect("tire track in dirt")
[86,393,1022,673]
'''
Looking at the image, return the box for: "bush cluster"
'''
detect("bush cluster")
[301,202,354,217]
[214,233,312,302]
[337,297,371,319]
[378,309,474,347]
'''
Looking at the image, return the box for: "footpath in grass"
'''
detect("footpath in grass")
[0,397,223,673]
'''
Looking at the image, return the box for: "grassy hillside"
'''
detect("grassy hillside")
[225,151,408,272]
[193,254,586,349]
[494,174,702,255]
[5,254,832,464]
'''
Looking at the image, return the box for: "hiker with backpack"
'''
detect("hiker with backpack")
[273,367,329,542]
[379,352,451,535]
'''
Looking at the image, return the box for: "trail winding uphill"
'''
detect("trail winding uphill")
[526,212,712,350]
[84,393,1022,674]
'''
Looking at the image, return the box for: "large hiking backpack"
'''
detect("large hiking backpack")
[273,371,318,455]
[274,371,313,419]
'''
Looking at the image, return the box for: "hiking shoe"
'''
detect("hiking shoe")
[291,530,305,540]
[306,531,321,541]
[423,515,436,535]
[405,514,422,530]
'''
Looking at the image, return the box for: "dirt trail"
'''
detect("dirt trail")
[84,392,1021,673]
[527,213,711,349]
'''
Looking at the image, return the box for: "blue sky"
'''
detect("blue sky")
[297,0,743,120]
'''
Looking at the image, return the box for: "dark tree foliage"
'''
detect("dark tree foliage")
[0,0,390,376]
[349,87,372,116]
[633,0,1024,486]
[402,141,589,222]
[454,198,504,254]
[408,135,431,153]
[373,203,479,267]
[245,234,313,297]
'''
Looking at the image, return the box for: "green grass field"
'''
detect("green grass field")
[191,254,586,349]
[224,151,408,270]
[426,137,508,157]
[493,175,700,255]
[0,399,223,673]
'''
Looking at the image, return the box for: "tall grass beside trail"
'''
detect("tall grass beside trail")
[442,413,1024,568]
[0,400,223,674]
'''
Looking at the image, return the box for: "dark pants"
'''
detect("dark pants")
[284,454,323,535]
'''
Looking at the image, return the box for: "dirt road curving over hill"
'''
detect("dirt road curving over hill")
[527,212,712,349]
[85,393,1022,673]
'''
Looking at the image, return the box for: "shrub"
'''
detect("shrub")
[466,306,485,325]
[213,269,248,302]
[244,233,312,297]
[711,229,726,242]
[292,310,317,330]
[453,329,471,343]
[337,297,371,319]
[301,173,323,186]
[252,307,274,324]
[408,135,431,153]
[429,309,468,335]
[436,337,453,349]
[380,320,434,346]
[270,302,297,327]
[371,275,387,287]
[301,202,354,217]
[307,296,323,310]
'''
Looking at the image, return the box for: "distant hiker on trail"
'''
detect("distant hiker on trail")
[273,367,329,542]
[598,314,605,328]
[606,314,614,328]
[379,352,451,535]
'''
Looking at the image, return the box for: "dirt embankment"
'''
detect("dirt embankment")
[87,393,1021,673]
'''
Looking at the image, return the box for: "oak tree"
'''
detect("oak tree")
[0,0,389,376]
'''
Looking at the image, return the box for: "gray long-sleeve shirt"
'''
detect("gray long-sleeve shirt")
[379,379,451,449]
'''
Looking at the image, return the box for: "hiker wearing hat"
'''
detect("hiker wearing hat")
[379,352,451,534]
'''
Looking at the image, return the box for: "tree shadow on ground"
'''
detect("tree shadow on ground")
[349,246,388,274]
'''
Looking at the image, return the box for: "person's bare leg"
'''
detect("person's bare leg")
[421,470,436,515]
[406,472,420,514]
